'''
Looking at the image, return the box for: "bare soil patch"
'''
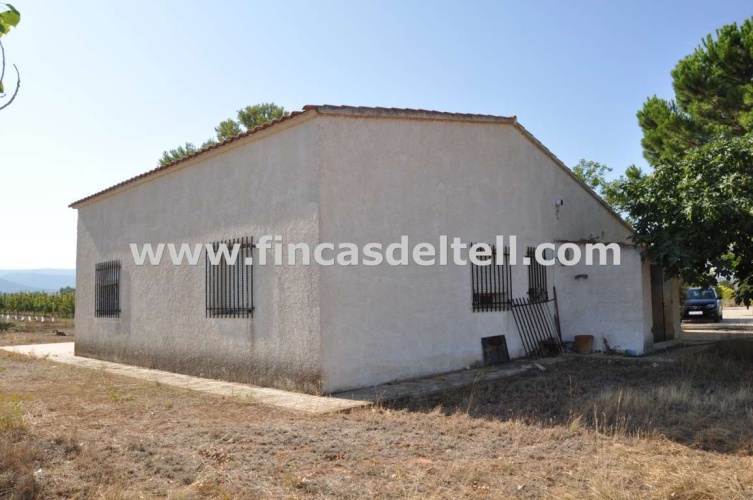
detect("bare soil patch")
[1,339,752,498]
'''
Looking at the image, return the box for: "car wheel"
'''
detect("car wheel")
[714,313,721,323]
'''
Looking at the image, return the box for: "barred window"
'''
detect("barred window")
[471,244,512,312]
[527,246,549,303]
[206,236,254,318]
[95,260,121,318]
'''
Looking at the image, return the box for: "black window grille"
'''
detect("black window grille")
[471,244,512,312]
[527,246,549,303]
[95,260,121,318]
[206,236,254,318]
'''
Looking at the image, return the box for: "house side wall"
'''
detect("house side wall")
[554,245,647,353]
[74,118,322,393]
[316,116,635,393]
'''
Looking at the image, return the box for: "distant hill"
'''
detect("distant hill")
[0,269,75,293]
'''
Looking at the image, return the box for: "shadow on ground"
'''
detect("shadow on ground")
[392,339,753,456]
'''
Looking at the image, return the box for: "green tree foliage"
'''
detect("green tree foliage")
[622,136,753,302]
[625,18,753,305]
[0,288,75,318]
[236,103,288,130]
[718,284,735,302]
[637,18,753,165]
[0,2,21,109]
[571,160,644,221]
[572,159,612,192]
[159,103,288,166]
[159,142,198,166]
[0,3,19,38]
[215,119,242,141]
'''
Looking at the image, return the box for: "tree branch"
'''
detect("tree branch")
[0,39,6,94]
[0,63,20,110]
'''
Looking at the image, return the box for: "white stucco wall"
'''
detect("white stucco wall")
[553,244,647,354]
[315,115,635,392]
[74,109,667,395]
[75,115,323,393]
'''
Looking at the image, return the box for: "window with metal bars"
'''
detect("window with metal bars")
[471,244,512,312]
[95,260,121,318]
[526,246,549,303]
[205,236,254,318]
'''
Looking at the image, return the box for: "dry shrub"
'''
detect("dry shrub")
[0,351,40,364]
[0,433,39,499]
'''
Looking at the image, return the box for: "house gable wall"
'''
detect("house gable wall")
[316,115,636,392]
[75,117,323,392]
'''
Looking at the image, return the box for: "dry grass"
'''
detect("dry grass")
[1,339,753,498]
[0,318,74,347]
[0,432,40,499]
[0,392,39,499]
[401,340,753,456]
[0,394,26,433]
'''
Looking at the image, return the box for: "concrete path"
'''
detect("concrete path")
[6,337,710,412]
[681,306,753,342]
[334,356,568,402]
[4,342,571,407]
[0,343,371,415]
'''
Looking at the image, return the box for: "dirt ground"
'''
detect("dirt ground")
[0,318,74,347]
[2,322,753,498]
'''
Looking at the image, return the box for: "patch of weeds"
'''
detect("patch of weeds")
[230,393,256,405]
[167,490,200,500]
[0,321,14,333]
[602,337,623,355]
[191,477,233,500]
[105,383,135,403]
[276,452,307,490]
[0,394,26,432]
[568,414,583,433]
[0,350,40,364]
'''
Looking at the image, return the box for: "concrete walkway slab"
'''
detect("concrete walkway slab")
[9,341,698,412]
[681,306,753,342]
[1,343,370,415]
[334,356,568,402]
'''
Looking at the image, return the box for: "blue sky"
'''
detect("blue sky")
[1,1,750,269]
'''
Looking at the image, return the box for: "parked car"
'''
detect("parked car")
[683,287,723,322]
